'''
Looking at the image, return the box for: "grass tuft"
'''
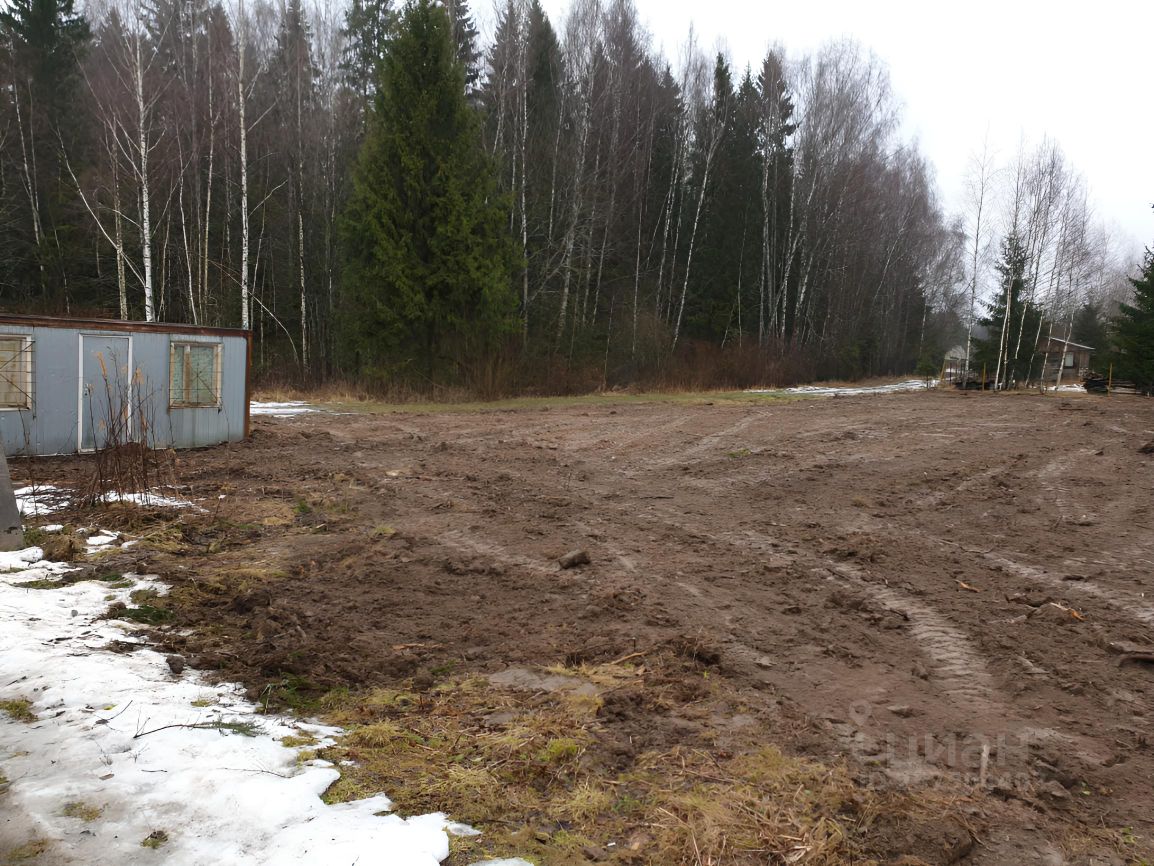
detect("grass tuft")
[140,830,169,849]
[313,657,892,865]
[3,839,50,863]
[114,605,173,625]
[61,801,104,822]
[0,700,37,724]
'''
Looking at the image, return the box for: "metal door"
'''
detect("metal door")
[78,334,133,452]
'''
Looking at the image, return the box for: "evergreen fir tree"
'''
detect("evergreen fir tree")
[341,0,395,105]
[974,232,1042,385]
[1070,300,1108,352]
[442,0,479,97]
[1111,246,1154,393]
[0,0,90,307]
[340,0,516,384]
[686,60,761,343]
[755,50,795,340]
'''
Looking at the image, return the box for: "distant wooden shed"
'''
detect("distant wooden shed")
[1036,336,1093,384]
[0,314,250,456]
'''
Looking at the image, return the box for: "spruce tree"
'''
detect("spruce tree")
[442,0,479,96]
[340,0,516,385]
[1111,246,1154,393]
[974,232,1041,385]
[342,0,395,105]
[0,0,90,307]
[1070,301,1108,352]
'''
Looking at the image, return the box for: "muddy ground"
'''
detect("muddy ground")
[17,390,1154,865]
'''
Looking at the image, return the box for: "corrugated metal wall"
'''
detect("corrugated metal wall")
[0,322,248,456]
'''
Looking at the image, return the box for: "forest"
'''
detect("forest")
[0,0,1139,391]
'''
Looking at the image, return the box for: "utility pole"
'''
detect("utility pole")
[0,445,24,551]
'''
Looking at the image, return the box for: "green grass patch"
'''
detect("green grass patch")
[0,700,36,724]
[140,830,168,850]
[61,801,103,822]
[258,674,324,713]
[12,579,62,590]
[115,605,173,625]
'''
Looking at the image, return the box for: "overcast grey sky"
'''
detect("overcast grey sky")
[521,0,1154,258]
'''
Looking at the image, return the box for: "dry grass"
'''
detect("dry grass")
[0,700,37,724]
[252,382,806,417]
[2,839,50,863]
[316,659,889,866]
[61,801,104,822]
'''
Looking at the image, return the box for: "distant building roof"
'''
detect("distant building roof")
[1039,336,1094,351]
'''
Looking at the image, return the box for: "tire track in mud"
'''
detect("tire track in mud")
[645,412,772,468]
[828,562,998,709]
[384,416,1102,724]
[397,452,1009,718]
[1036,450,1099,525]
[625,500,1007,715]
[435,528,561,578]
[560,413,694,456]
[982,549,1154,628]
[917,461,1013,509]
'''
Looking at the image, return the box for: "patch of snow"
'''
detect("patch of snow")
[0,546,46,570]
[447,821,483,837]
[40,524,64,533]
[250,400,315,417]
[101,490,204,511]
[0,548,455,865]
[13,485,70,517]
[16,485,204,518]
[1052,384,1085,393]
[747,378,937,397]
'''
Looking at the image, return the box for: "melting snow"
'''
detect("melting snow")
[250,401,315,417]
[101,491,204,511]
[0,548,455,865]
[14,487,203,518]
[13,486,71,517]
[747,378,937,397]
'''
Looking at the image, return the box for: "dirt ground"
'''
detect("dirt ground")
[17,389,1154,865]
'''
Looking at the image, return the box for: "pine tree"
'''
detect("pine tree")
[340,0,516,384]
[1111,246,1154,393]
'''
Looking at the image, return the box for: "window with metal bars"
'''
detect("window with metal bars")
[169,342,222,407]
[0,336,32,409]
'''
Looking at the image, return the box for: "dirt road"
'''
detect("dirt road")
[35,390,1154,864]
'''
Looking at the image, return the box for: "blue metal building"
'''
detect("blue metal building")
[0,314,250,456]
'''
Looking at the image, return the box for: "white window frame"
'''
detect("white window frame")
[0,335,33,411]
[1063,351,1075,369]
[169,340,223,408]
